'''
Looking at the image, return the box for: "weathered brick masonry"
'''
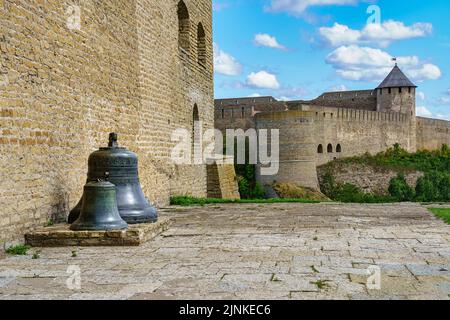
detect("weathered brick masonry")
[0,0,213,245]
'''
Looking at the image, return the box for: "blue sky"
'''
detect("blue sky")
[213,0,450,119]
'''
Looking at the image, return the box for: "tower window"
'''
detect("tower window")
[241,107,245,118]
[177,1,190,53]
[336,144,342,153]
[399,87,402,93]
[197,23,206,65]
[317,144,323,154]
[221,109,224,119]
[327,144,333,153]
[388,88,391,94]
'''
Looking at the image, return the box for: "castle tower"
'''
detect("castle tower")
[376,64,417,116]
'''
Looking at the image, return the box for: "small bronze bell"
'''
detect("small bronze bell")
[68,133,157,224]
[71,181,128,231]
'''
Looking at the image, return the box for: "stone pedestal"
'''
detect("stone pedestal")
[25,217,171,247]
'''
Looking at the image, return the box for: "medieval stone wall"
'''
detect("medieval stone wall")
[312,107,415,166]
[206,160,240,199]
[416,117,450,150]
[214,98,287,133]
[253,108,415,188]
[0,0,213,246]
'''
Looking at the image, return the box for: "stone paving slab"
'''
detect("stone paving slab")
[0,203,449,300]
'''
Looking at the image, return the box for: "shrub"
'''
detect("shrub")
[388,173,415,201]
[415,171,450,202]
[251,182,266,199]
[320,171,336,199]
[333,183,395,203]
[328,143,450,173]
[235,164,265,199]
[320,171,394,203]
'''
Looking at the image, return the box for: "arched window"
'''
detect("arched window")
[197,23,206,65]
[177,1,190,53]
[336,144,342,153]
[193,104,199,126]
[327,144,333,153]
[192,105,200,162]
[317,144,323,154]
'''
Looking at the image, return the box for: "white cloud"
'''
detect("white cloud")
[254,33,287,50]
[319,23,361,47]
[213,2,230,11]
[407,64,441,82]
[436,114,450,121]
[417,106,432,117]
[248,93,262,97]
[439,97,450,105]
[417,91,425,101]
[246,71,280,89]
[326,45,441,82]
[447,88,450,94]
[266,0,358,16]
[213,43,242,76]
[330,84,349,92]
[275,86,307,100]
[319,21,432,47]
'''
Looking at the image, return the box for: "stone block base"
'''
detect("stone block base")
[24,217,171,247]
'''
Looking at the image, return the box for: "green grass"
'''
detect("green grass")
[6,244,31,255]
[428,208,450,224]
[45,219,54,227]
[170,196,320,206]
[312,280,330,290]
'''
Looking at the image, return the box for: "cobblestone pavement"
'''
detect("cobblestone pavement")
[0,203,449,300]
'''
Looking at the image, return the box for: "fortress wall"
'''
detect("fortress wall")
[214,105,256,132]
[314,108,413,166]
[416,117,450,150]
[252,109,414,189]
[0,0,213,245]
[214,102,287,133]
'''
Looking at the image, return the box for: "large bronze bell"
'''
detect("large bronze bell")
[68,133,158,224]
[71,181,128,231]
